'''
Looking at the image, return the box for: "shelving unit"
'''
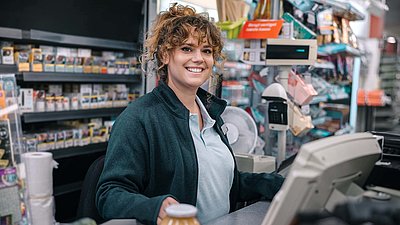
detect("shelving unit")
[318,43,361,57]
[373,54,400,131]
[22,107,125,123]
[0,64,18,73]
[1,9,143,221]
[50,142,107,160]
[24,29,138,51]
[16,72,141,84]
[313,0,365,21]
[0,26,23,39]
[0,0,147,221]
[54,181,83,197]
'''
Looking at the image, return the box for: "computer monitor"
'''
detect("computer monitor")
[262,132,382,225]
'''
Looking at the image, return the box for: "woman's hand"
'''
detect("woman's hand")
[157,197,179,224]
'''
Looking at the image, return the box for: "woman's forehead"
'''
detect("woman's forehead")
[184,31,211,45]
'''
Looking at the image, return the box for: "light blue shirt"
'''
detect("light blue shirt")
[189,97,234,224]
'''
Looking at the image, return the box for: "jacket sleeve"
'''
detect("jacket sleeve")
[237,171,284,202]
[95,112,170,225]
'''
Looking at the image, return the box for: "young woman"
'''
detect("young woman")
[96,4,284,225]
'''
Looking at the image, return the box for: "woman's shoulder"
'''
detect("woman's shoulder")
[122,92,159,114]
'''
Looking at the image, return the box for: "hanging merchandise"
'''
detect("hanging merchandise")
[287,70,318,105]
[287,100,314,136]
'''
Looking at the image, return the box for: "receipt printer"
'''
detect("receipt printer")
[235,153,276,173]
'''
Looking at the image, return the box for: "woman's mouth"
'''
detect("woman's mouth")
[186,67,204,73]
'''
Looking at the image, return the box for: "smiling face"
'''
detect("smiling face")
[163,30,214,93]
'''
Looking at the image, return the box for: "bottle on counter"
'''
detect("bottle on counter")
[161,204,200,225]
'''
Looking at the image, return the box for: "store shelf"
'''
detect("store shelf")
[318,43,361,57]
[54,181,83,196]
[49,142,107,160]
[22,107,126,123]
[0,27,23,39]
[310,95,328,104]
[16,72,141,84]
[22,29,137,51]
[313,0,365,21]
[380,56,397,65]
[0,64,18,74]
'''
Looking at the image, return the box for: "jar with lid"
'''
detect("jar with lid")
[161,204,200,225]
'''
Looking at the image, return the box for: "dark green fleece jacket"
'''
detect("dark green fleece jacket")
[96,81,284,225]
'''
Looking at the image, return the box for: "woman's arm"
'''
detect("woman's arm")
[95,114,171,225]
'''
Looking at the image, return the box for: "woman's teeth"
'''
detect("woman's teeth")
[187,67,203,73]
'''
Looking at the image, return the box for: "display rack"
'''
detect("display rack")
[54,181,83,197]
[313,0,365,21]
[22,107,125,123]
[1,23,142,221]
[0,27,23,40]
[16,72,141,83]
[50,142,107,160]
[318,43,361,57]
[23,29,137,51]
[373,54,400,131]
[0,64,18,74]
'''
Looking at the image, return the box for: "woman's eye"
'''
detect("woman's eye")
[203,49,212,54]
[181,47,192,52]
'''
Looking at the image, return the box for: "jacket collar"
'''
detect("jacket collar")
[152,80,227,120]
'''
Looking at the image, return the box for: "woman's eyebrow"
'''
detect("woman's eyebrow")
[183,42,211,48]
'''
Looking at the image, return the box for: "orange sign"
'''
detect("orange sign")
[238,20,283,39]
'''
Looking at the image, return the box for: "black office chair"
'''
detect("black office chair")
[76,155,106,224]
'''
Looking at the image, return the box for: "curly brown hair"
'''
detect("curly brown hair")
[141,3,224,82]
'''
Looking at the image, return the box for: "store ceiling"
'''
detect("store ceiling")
[385,0,400,36]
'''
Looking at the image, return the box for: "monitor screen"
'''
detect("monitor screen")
[266,45,310,60]
[265,39,317,66]
[262,132,382,225]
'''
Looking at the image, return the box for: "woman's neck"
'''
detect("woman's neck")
[167,82,199,113]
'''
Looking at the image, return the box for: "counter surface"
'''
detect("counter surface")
[100,201,270,225]
[205,201,270,225]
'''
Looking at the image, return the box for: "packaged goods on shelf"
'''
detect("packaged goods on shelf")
[30,48,43,72]
[23,118,115,152]
[14,44,31,72]
[92,56,102,74]
[1,45,14,65]
[222,80,251,106]
[18,88,34,113]
[55,47,69,72]
[282,12,317,39]
[41,45,56,72]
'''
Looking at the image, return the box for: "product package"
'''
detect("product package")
[29,48,43,72]
[18,88,34,113]
[41,46,56,72]
[1,46,14,65]
[55,47,68,72]
[282,12,317,39]
[14,45,31,72]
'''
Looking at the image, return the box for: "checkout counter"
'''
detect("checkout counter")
[100,201,269,225]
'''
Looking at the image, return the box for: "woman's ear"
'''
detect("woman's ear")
[160,52,169,65]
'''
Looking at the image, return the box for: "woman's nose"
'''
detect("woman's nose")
[192,50,204,62]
